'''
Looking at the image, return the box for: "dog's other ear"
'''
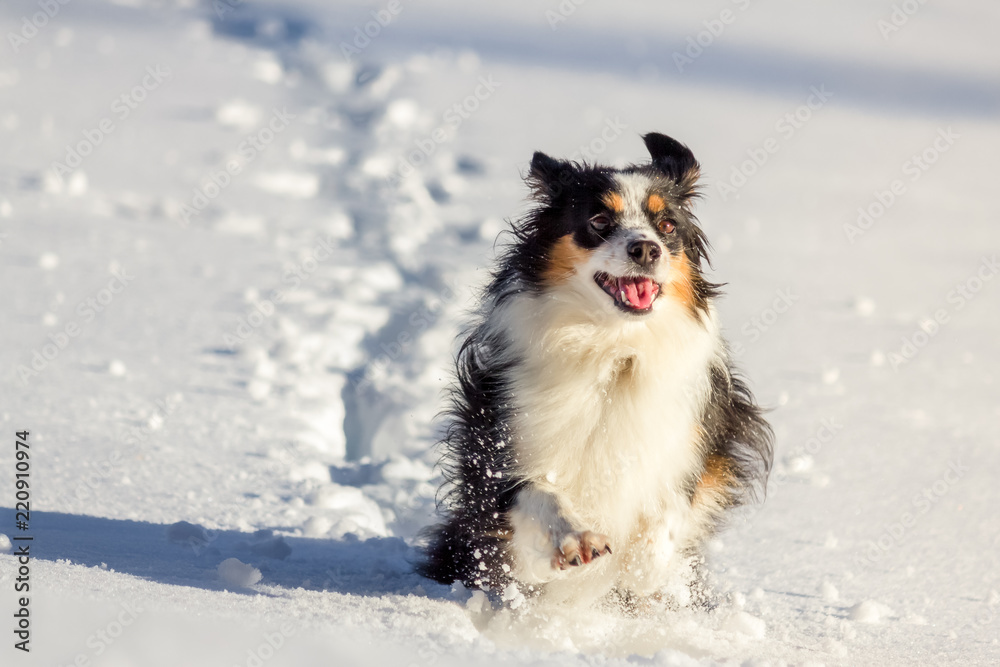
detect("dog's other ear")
[643,133,700,191]
[527,151,575,202]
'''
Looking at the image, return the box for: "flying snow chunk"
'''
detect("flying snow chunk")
[385,99,420,129]
[821,580,839,603]
[39,252,60,270]
[321,62,354,93]
[252,56,283,84]
[849,600,894,623]
[108,360,127,377]
[855,296,876,316]
[253,171,319,198]
[216,100,263,130]
[721,611,766,638]
[67,171,88,196]
[218,558,262,587]
[0,533,11,553]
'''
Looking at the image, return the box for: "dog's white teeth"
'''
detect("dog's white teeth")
[620,289,629,305]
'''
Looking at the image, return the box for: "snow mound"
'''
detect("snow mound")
[166,521,213,547]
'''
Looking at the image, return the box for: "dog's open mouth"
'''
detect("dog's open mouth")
[594,272,660,313]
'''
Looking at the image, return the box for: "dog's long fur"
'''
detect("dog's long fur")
[418,133,772,604]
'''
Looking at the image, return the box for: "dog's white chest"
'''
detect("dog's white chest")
[501,295,719,532]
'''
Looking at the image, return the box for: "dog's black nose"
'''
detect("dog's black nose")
[627,239,662,268]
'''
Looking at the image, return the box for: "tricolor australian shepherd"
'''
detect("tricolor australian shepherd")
[418,133,773,606]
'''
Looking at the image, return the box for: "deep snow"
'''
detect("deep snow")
[1,0,998,665]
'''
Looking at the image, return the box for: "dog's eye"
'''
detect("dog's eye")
[590,214,613,233]
[658,219,676,234]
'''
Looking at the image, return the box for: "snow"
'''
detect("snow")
[217,557,263,588]
[1,0,998,665]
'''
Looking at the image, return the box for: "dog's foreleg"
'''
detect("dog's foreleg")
[507,485,611,584]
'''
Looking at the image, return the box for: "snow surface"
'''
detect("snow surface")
[1,0,998,665]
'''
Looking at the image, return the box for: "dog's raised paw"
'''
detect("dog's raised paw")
[553,531,612,570]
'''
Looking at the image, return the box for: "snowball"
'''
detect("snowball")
[216,99,262,130]
[67,170,88,196]
[384,99,419,129]
[252,57,283,84]
[855,297,876,316]
[253,171,319,199]
[108,360,127,377]
[721,611,766,638]
[0,534,11,553]
[849,600,893,623]
[217,558,262,587]
[39,252,59,270]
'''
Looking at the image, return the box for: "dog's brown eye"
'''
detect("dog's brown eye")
[658,219,676,234]
[590,215,612,232]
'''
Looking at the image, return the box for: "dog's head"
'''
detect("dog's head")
[503,133,716,321]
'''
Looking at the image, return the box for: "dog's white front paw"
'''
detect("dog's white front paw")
[552,530,612,569]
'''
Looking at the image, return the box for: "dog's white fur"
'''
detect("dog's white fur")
[486,174,729,601]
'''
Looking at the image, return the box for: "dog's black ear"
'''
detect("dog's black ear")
[527,151,575,202]
[643,133,700,186]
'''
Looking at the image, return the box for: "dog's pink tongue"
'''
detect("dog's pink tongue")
[623,278,657,309]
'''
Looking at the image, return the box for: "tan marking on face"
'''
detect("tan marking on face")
[542,234,592,286]
[665,251,698,314]
[602,191,623,213]
[646,193,665,214]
